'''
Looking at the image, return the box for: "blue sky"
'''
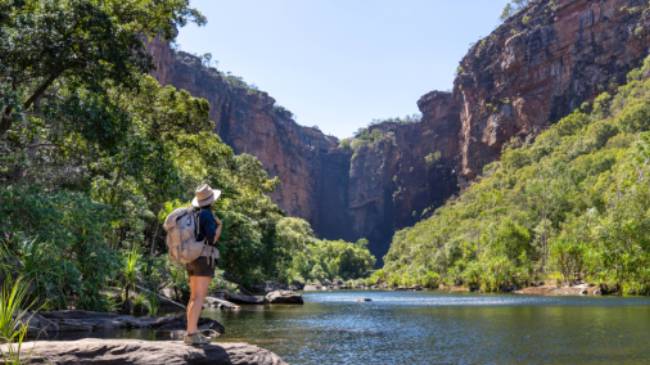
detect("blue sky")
[177,0,509,138]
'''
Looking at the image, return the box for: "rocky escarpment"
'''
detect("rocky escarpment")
[4,339,287,365]
[147,40,353,241]
[149,0,650,260]
[455,0,650,180]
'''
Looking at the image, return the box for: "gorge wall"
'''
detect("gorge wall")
[149,0,649,260]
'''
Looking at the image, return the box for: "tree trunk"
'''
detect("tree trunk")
[0,70,63,138]
[0,106,14,137]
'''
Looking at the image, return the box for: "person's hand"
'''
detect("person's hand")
[215,216,222,226]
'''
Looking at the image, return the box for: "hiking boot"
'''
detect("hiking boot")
[183,332,211,346]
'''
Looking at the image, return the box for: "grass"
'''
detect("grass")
[0,277,33,364]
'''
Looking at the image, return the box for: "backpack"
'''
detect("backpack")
[163,207,219,265]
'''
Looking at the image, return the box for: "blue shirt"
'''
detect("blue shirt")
[195,207,218,246]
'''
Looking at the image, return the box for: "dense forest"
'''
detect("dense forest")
[0,0,373,313]
[381,58,650,295]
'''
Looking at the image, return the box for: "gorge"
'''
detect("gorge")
[149,0,650,260]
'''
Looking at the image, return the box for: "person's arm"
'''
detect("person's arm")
[214,216,222,242]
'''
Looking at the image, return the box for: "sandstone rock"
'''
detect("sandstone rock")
[515,283,603,296]
[438,285,470,293]
[302,284,322,292]
[147,40,352,243]
[224,292,266,305]
[204,296,240,311]
[455,0,650,180]
[27,311,224,337]
[265,290,304,304]
[3,338,287,365]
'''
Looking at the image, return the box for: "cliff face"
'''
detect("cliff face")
[148,41,353,240]
[149,0,649,260]
[455,0,649,179]
[346,92,461,258]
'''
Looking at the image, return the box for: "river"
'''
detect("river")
[206,291,650,365]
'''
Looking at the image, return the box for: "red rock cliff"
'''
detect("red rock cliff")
[455,0,649,180]
[148,41,353,239]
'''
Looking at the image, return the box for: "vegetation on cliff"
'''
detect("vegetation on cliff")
[0,0,372,312]
[382,58,650,295]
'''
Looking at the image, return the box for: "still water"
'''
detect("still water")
[206,291,650,365]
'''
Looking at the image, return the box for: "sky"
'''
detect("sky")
[176,0,509,138]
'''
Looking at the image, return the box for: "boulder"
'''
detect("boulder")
[204,296,240,311]
[27,310,224,338]
[224,292,266,305]
[265,290,303,305]
[302,284,322,292]
[514,283,603,296]
[3,338,287,365]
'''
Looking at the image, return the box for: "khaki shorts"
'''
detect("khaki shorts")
[186,256,216,278]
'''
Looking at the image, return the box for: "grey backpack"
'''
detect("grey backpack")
[163,207,219,265]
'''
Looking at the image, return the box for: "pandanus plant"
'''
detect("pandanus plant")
[121,248,141,313]
[0,277,33,364]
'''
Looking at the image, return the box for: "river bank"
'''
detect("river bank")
[303,280,623,296]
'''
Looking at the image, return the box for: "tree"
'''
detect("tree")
[0,0,205,137]
[500,0,530,21]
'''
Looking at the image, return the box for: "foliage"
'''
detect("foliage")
[344,115,420,151]
[0,0,205,137]
[0,277,32,364]
[500,0,531,21]
[0,188,118,310]
[383,57,650,295]
[274,217,375,284]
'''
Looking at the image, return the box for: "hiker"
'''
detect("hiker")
[184,184,223,346]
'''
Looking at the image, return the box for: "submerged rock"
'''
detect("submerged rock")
[4,338,287,365]
[265,290,304,304]
[27,310,224,338]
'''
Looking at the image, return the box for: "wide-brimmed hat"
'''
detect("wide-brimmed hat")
[191,184,221,208]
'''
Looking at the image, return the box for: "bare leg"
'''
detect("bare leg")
[186,275,210,334]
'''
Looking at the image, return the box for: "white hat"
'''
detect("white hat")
[191,184,222,208]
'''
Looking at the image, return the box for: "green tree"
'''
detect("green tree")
[0,0,205,137]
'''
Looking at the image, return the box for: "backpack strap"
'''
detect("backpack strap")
[193,208,206,245]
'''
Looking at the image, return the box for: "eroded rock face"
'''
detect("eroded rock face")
[5,339,287,365]
[148,42,353,241]
[455,0,649,179]
[346,91,460,259]
[148,0,649,259]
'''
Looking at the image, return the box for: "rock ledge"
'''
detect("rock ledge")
[5,338,287,365]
